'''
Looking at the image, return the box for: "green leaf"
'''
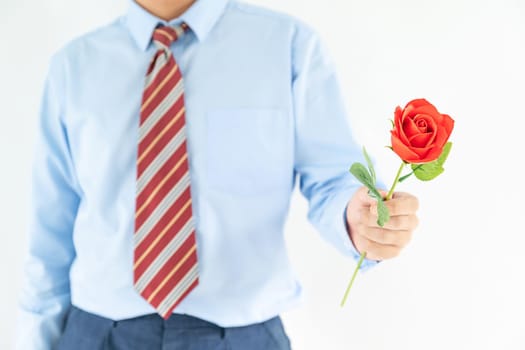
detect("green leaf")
[367,187,383,202]
[413,142,453,181]
[367,189,379,199]
[376,197,390,227]
[350,163,383,201]
[438,142,452,166]
[362,147,376,185]
[413,163,444,181]
[350,155,390,227]
[349,163,374,188]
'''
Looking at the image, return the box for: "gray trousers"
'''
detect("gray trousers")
[56,305,292,350]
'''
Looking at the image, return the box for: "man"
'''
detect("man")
[16,0,419,348]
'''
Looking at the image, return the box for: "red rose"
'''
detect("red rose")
[391,98,454,163]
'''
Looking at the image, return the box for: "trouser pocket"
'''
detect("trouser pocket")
[56,306,113,350]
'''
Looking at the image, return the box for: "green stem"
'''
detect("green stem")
[386,162,406,200]
[340,251,366,307]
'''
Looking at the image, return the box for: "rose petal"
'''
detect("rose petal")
[409,132,433,148]
[391,132,421,163]
[394,106,403,122]
[402,99,427,118]
[405,99,445,125]
[413,104,441,120]
[431,114,453,148]
[402,103,417,119]
[420,145,442,163]
[415,119,428,132]
[408,145,432,158]
[405,98,432,109]
[403,99,433,117]
[393,106,404,134]
[424,128,437,147]
[414,114,437,133]
[403,117,422,138]
[394,107,410,145]
[441,114,455,136]
[433,123,453,148]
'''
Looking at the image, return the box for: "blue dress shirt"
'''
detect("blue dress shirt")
[16,0,378,348]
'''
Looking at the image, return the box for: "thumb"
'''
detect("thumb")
[353,186,388,207]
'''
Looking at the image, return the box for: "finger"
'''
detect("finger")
[353,186,377,207]
[355,237,402,261]
[358,225,412,247]
[354,187,389,207]
[370,193,419,216]
[363,210,419,231]
[391,191,417,199]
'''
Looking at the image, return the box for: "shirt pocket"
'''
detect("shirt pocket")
[205,107,292,195]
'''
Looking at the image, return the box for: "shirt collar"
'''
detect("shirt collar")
[125,0,229,51]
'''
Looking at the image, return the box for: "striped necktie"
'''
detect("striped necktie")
[133,23,199,319]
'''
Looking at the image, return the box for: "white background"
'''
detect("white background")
[1,0,524,349]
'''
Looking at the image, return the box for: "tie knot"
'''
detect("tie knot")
[152,23,189,50]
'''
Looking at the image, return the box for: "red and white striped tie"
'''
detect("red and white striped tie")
[133,23,199,319]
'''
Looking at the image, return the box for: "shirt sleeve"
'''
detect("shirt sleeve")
[15,53,80,350]
[291,23,379,270]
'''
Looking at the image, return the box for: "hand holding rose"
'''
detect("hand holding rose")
[345,187,419,261]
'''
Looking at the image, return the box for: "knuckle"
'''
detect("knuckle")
[396,216,409,229]
[387,201,398,215]
[369,203,378,216]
